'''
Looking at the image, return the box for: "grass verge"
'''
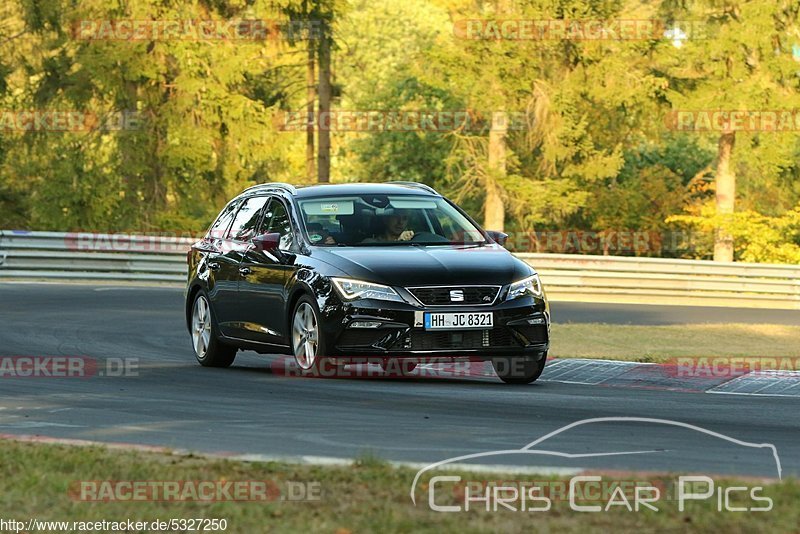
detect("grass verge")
[0,440,797,533]
[549,323,800,362]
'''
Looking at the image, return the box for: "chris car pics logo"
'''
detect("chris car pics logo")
[410,417,780,513]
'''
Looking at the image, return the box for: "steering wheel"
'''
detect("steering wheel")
[410,232,449,243]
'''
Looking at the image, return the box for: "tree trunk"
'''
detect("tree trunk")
[306,41,316,182]
[713,131,736,262]
[484,111,507,231]
[317,23,331,183]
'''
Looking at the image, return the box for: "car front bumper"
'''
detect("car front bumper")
[318,294,550,360]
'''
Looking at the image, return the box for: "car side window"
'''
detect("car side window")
[227,196,270,242]
[207,200,240,240]
[262,199,294,251]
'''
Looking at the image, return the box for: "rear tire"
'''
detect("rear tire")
[191,292,237,368]
[492,352,547,384]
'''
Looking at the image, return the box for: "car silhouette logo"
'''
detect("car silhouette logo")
[409,417,784,505]
[450,290,464,302]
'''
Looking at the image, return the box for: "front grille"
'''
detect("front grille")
[407,286,500,306]
[393,328,519,351]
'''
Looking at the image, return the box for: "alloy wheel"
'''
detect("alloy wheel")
[191,295,212,359]
[292,302,319,369]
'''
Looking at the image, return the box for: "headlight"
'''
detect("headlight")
[506,274,543,300]
[331,277,404,303]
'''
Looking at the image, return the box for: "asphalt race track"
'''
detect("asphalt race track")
[0,282,797,478]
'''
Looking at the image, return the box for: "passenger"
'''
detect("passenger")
[306,222,336,245]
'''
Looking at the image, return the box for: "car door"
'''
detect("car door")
[237,197,297,345]
[211,195,270,338]
[202,198,240,337]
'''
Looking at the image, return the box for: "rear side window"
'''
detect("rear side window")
[207,200,239,240]
[227,196,270,242]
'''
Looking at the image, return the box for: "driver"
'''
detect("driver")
[377,210,414,241]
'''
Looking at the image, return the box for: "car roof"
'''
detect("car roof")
[295,183,439,198]
[239,182,440,200]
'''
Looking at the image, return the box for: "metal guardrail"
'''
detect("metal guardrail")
[0,230,193,283]
[516,253,800,309]
[1,231,799,309]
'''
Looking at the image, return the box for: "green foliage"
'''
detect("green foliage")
[1,0,302,232]
[585,135,716,254]
[0,0,798,263]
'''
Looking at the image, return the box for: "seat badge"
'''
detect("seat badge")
[449,289,464,302]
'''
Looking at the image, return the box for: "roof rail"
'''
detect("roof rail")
[241,182,297,195]
[387,181,439,195]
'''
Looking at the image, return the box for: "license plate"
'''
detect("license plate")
[424,312,493,330]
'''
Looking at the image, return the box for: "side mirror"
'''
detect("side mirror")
[486,230,508,247]
[252,232,281,253]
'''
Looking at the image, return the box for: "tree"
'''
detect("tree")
[335,0,454,186]
[279,0,343,183]
[421,0,664,236]
[656,0,800,261]
[3,0,303,231]
[317,9,332,183]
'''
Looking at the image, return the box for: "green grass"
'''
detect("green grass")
[550,323,800,362]
[0,440,797,533]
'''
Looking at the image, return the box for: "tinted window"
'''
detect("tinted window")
[227,196,270,242]
[208,200,239,240]
[262,200,294,251]
[297,195,485,246]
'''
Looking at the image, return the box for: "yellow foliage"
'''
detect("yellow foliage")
[668,204,800,264]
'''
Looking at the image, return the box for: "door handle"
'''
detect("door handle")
[208,262,220,271]
[239,266,252,276]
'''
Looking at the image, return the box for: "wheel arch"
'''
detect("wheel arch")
[185,283,204,331]
[285,283,314,338]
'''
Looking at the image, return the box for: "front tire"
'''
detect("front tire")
[291,296,336,377]
[191,292,237,367]
[492,352,547,384]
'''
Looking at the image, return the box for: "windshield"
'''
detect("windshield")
[297,194,487,246]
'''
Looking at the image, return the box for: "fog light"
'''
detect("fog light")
[527,317,546,325]
[349,321,383,329]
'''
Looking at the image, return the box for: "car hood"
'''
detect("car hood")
[311,244,533,287]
